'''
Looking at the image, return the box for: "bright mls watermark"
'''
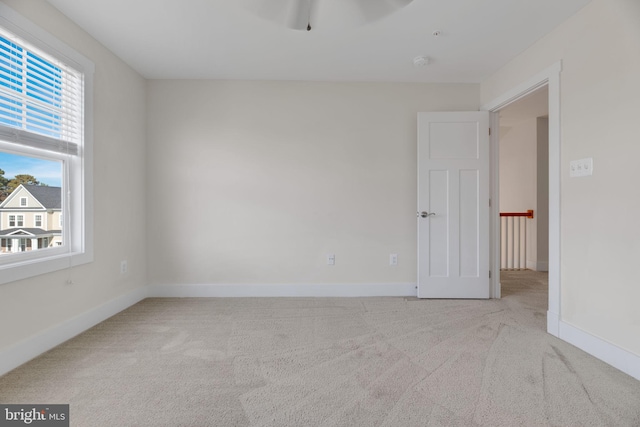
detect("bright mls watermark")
[0,405,68,426]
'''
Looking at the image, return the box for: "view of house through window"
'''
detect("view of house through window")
[0,151,63,254]
[0,26,74,258]
[0,5,91,283]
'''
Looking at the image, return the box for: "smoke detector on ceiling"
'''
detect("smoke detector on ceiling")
[413,56,430,67]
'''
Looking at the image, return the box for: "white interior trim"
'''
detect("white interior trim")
[536,261,549,272]
[482,61,562,338]
[0,287,147,377]
[5,282,638,384]
[547,310,560,337]
[481,62,561,111]
[559,321,640,382]
[482,66,640,389]
[0,282,416,375]
[0,2,95,286]
[150,283,418,298]
[489,112,501,298]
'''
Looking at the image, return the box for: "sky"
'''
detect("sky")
[0,151,62,187]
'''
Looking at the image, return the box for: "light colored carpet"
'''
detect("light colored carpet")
[1,271,639,426]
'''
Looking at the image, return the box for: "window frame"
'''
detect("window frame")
[19,197,27,207]
[34,214,42,227]
[0,4,94,285]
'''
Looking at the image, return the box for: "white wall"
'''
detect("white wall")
[499,118,538,269]
[482,0,640,356]
[0,1,147,352]
[498,116,549,271]
[146,81,479,288]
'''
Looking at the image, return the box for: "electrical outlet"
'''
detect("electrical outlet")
[389,253,398,266]
[120,260,128,274]
[326,254,335,265]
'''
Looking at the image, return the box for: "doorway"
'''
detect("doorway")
[484,62,562,338]
[496,86,549,308]
[498,86,549,274]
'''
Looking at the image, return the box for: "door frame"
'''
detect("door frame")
[482,61,562,338]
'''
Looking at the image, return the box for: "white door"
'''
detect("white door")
[417,112,490,298]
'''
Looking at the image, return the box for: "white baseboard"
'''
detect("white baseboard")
[5,283,637,386]
[536,261,549,272]
[559,320,640,381]
[547,310,560,337]
[0,282,412,376]
[149,282,418,298]
[525,261,549,272]
[0,286,148,377]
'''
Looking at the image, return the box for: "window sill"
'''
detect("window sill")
[0,250,92,285]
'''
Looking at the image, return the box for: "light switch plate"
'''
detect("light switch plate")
[570,158,593,177]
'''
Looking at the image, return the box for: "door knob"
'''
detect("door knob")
[418,211,436,218]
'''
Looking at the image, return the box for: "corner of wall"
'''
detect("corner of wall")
[0,287,149,377]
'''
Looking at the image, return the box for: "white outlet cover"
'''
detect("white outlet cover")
[389,254,398,265]
[570,158,593,177]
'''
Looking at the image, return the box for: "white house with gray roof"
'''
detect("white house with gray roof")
[0,184,62,254]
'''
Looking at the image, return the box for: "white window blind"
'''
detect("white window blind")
[0,27,83,155]
[0,3,94,286]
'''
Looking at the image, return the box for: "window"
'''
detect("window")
[0,4,94,285]
[6,214,23,227]
[0,30,81,146]
[36,237,49,249]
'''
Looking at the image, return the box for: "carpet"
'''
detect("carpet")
[1,271,639,426]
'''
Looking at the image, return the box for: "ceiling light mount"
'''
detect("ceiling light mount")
[413,56,430,67]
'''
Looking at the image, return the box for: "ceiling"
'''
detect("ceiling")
[45,0,592,82]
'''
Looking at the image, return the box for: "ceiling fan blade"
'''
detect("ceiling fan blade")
[353,0,414,22]
[245,0,411,31]
[288,0,313,30]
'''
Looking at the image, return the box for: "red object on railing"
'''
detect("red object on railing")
[500,209,534,219]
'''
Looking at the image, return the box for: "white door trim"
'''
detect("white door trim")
[482,61,562,337]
